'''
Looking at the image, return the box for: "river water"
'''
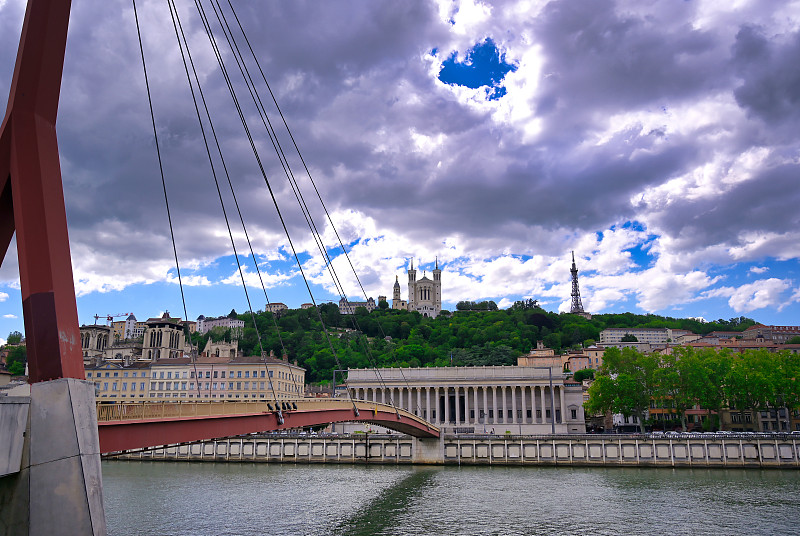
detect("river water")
[102,460,800,535]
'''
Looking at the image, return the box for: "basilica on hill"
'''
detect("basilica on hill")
[392,259,442,318]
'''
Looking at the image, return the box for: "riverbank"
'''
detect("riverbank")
[113,433,800,468]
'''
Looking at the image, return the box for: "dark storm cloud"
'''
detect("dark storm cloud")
[2,0,799,313]
[732,24,800,128]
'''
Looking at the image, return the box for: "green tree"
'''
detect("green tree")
[6,331,22,345]
[573,369,595,382]
[378,299,389,310]
[620,333,638,342]
[786,336,800,344]
[586,347,657,433]
[6,345,27,376]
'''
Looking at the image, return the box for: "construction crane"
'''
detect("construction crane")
[93,313,132,325]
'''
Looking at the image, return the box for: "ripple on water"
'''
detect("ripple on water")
[102,461,800,536]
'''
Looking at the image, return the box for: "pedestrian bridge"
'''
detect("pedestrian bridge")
[96,398,439,453]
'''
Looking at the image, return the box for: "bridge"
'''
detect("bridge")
[97,399,438,453]
[0,1,438,534]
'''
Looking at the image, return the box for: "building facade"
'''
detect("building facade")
[196,313,245,335]
[392,259,442,318]
[346,365,585,434]
[599,327,690,345]
[742,324,800,343]
[86,354,305,401]
[338,297,377,314]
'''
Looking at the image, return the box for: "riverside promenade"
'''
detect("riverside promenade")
[115,433,800,468]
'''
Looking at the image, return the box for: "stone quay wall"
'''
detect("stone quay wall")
[114,434,800,468]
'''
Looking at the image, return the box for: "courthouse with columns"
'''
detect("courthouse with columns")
[346,365,585,434]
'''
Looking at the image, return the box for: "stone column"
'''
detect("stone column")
[482,387,488,425]
[520,386,527,424]
[473,387,479,425]
[425,387,430,422]
[501,386,508,423]
[492,386,498,424]
[540,386,547,423]
[416,387,421,417]
[560,386,566,423]
[444,386,450,424]
[511,386,517,424]
[464,387,470,424]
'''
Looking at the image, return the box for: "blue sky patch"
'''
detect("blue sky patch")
[438,39,517,101]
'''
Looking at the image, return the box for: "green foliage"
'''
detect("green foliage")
[587,346,800,432]
[573,369,595,382]
[197,304,762,389]
[620,333,638,342]
[6,345,27,376]
[6,331,22,345]
[786,336,800,344]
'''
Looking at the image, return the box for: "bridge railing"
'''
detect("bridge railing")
[95,398,439,433]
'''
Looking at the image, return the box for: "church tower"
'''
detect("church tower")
[407,258,417,310]
[392,275,406,310]
[432,257,442,314]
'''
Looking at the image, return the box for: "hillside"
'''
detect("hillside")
[191,305,757,384]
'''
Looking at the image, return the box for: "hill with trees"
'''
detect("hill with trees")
[190,303,758,384]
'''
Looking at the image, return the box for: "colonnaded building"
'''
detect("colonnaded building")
[345,365,585,434]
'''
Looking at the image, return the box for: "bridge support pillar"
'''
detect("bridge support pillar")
[0,378,106,535]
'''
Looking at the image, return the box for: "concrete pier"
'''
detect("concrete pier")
[0,378,107,536]
[115,433,800,469]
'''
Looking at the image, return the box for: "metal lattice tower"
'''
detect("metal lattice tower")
[570,251,585,314]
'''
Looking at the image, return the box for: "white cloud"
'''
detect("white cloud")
[749,266,768,274]
[704,278,792,313]
[0,291,8,302]
[2,314,16,319]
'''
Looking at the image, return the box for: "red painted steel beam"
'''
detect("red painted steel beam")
[0,0,84,382]
[98,409,439,453]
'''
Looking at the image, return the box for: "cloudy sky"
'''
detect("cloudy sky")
[2,0,800,342]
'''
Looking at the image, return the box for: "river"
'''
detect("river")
[102,461,800,535]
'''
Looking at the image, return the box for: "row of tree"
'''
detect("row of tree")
[585,346,800,432]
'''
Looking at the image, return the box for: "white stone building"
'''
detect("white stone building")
[392,259,442,319]
[345,365,585,434]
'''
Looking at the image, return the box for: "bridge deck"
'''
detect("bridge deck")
[96,399,439,453]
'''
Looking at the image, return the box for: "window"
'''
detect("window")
[103,382,108,391]
[260,371,266,378]
[213,371,218,378]
[237,371,242,378]
[221,371,226,378]
[123,372,129,378]
[122,383,127,391]
[229,382,234,390]
[87,373,92,378]
[112,382,118,391]
[167,372,172,379]
[113,372,118,377]
[269,371,273,378]
[571,409,577,420]
[205,371,211,379]
[245,371,250,378]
